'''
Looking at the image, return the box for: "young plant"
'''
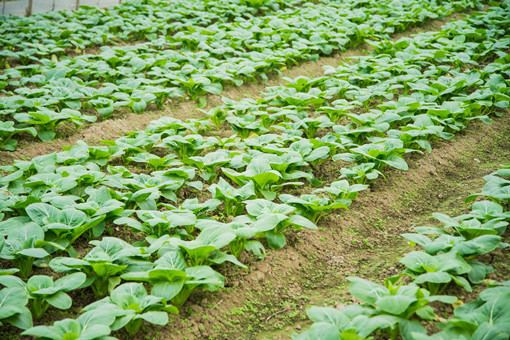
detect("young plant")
[276,115,333,138]
[49,237,151,298]
[432,212,507,239]
[115,209,197,238]
[13,108,96,142]
[77,186,126,239]
[459,200,510,228]
[279,194,348,223]
[202,106,228,129]
[245,199,317,250]
[0,273,86,319]
[127,152,182,171]
[121,249,225,308]
[339,162,385,184]
[0,222,50,279]
[25,203,105,255]
[294,305,387,340]
[223,157,309,200]
[399,250,472,294]
[183,150,232,184]
[313,180,369,206]
[159,134,212,160]
[345,276,456,340]
[163,198,221,219]
[83,283,177,335]
[195,217,268,259]
[163,225,242,267]
[22,309,115,340]
[208,178,256,216]
[0,287,32,330]
[465,164,510,205]
[414,281,510,340]
[0,121,37,151]
[333,138,416,172]
[226,115,269,138]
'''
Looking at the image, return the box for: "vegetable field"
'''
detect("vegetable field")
[0,0,509,339]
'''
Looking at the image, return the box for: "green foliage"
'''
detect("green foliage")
[0,287,32,330]
[295,277,456,340]
[2,1,510,338]
[121,249,225,308]
[208,178,256,216]
[399,250,473,294]
[22,309,116,340]
[280,193,348,223]
[83,283,177,335]
[245,199,317,249]
[414,281,510,340]
[49,237,151,298]
[0,222,49,279]
[0,273,86,319]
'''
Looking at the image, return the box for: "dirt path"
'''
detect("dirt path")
[119,112,509,340]
[0,9,479,167]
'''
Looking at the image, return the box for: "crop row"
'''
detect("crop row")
[0,4,509,338]
[0,0,300,65]
[295,163,510,340]
[0,0,485,150]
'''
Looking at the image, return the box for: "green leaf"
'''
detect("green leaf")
[376,295,416,315]
[152,280,185,301]
[46,291,72,309]
[288,215,317,230]
[132,100,147,114]
[294,322,341,340]
[414,272,452,284]
[202,83,223,95]
[306,306,350,330]
[348,277,387,305]
[26,203,60,226]
[266,230,286,250]
[383,154,408,170]
[138,311,168,326]
[18,248,50,258]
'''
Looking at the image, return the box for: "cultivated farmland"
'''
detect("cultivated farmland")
[0,0,509,339]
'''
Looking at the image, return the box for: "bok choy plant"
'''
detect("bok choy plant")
[83,283,177,335]
[121,248,225,308]
[0,273,86,319]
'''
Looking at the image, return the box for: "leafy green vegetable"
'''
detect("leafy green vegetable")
[22,309,116,340]
[49,237,151,298]
[208,178,256,216]
[115,209,197,238]
[83,283,177,335]
[280,194,348,223]
[313,180,369,206]
[413,281,510,340]
[26,202,105,255]
[399,250,472,294]
[0,287,33,330]
[0,222,49,279]
[121,249,224,308]
[0,273,86,319]
[245,199,317,249]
